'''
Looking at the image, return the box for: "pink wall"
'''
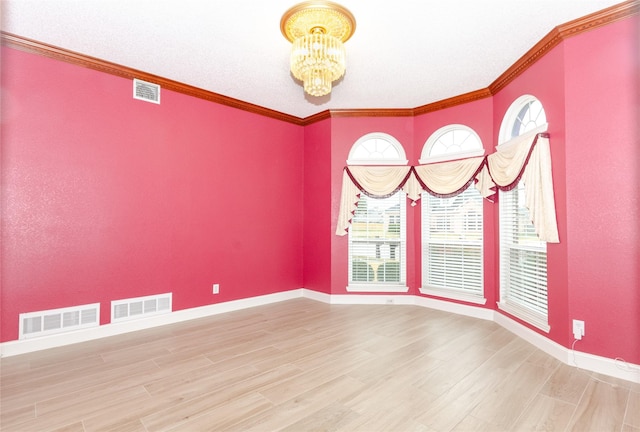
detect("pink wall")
[1,47,304,342]
[302,119,333,294]
[563,17,639,363]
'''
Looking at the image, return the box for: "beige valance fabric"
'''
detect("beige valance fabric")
[413,156,486,197]
[482,126,559,243]
[335,166,421,235]
[486,126,544,187]
[520,136,559,243]
[347,166,412,197]
[336,129,559,243]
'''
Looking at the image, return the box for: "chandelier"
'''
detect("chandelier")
[280,1,356,97]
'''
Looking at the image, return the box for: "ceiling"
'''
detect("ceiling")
[1,0,625,119]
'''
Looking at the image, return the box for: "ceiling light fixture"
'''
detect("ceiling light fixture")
[280,1,356,97]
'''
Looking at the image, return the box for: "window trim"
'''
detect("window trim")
[347,132,408,166]
[498,95,550,332]
[419,125,486,304]
[346,133,408,293]
[419,124,485,164]
[347,190,408,293]
[498,95,547,144]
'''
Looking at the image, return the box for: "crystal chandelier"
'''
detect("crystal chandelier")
[280,1,356,97]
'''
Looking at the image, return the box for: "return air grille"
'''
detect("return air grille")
[111,293,172,323]
[19,303,100,340]
[133,78,160,104]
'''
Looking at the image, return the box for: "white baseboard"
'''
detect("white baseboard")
[494,311,640,384]
[2,288,638,384]
[413,295,494,321]
[0,289,304,358]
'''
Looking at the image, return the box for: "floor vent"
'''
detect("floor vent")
[19,303,100,340]
[111,293,172,323]
[133,78,160,104]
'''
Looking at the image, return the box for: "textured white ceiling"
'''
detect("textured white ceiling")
[1,0,624,118]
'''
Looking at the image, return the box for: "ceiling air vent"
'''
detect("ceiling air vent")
[133,78,160,104]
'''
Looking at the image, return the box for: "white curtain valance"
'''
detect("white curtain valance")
[413,156,486,197]
[336,130,559,243]
[335,166,421,235]
[347,166,412,198]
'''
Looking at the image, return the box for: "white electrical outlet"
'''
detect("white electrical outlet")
[572,319,585,340]
[213,284,220,294]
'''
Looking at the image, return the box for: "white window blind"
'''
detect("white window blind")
[348,192,406,290]
[498,95,549,331]
[422,185,483,299]
[499,182,548,328]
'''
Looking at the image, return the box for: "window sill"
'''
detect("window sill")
[419,287,487,305]
[498,301,550,333]
[347,284,409,293]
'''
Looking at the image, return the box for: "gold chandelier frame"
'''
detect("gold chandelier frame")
[280,1,356,97]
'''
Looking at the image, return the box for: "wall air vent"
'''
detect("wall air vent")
[133,78,160,104]
[19,303,100,340]
[111,293,172,323]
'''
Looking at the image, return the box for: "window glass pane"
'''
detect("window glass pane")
[347,133,407,291]
[425,126,482,159]
[500,96,548,328]
[421,125,484,299]
[350,192,405,285]
[500,183,547,316]
[511,100,547,138]
[422,185,483,295]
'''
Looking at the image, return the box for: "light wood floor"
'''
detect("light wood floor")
[1,299,639,432]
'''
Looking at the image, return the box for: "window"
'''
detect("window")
[419,124,485,164]
[498,95,549,331]
[347,133,407,292]
[420,125,485,303]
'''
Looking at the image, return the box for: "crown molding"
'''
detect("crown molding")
[489,0,639,95]
[300,110,332,125]
[0,32,305,126]
[2,1,637,126]
[413,88,494,116]
[330,108,415,118]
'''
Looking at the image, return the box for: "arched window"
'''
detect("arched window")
[420,124,485,164]
[347,132,408,165]
[498,95,550,332]
[420,125,485,304]
[499,95,547,143]
[347,133,407,292]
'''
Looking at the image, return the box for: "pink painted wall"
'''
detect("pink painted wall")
[302,119,333,294]
[329,116,416,294]
[1,47,304,342]
[563,17,639,363]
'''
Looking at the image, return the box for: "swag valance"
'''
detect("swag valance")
[336,127,559,243]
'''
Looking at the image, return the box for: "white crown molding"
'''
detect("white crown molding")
[2,289,638,384]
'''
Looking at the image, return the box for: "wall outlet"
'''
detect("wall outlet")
[213,284,220,294]
[572,319,585,340]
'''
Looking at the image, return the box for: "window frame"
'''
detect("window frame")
[420,124,485,164]
[419,125,486,304]
[497,96,550,332]
[346,133,408,293]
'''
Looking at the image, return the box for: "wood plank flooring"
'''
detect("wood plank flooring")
[1,298,638,431]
